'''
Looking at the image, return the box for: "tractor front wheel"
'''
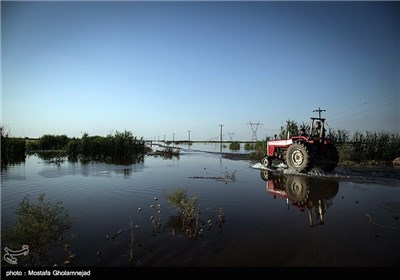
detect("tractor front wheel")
[260,170,269,181]
[285,142,311,173]
[261,156,272,168]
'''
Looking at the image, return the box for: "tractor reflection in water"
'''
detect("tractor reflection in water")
[260,171,339,227]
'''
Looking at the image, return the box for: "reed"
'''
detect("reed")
[329,129,400,164]
[0,126,26,168]
[66,130,146,164]
[36,134,69,150]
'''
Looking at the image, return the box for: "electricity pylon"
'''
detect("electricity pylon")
[246,121,263,141]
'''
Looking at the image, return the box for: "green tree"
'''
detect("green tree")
[279,120,299,139]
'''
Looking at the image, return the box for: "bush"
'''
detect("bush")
[36,135,69,150]
[66,130,146,164]
[229,142,240,150]
[164,188,199,238]
[2,194,73,266]
[244,143,255,150]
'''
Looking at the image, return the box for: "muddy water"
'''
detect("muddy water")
[1,151,400,267]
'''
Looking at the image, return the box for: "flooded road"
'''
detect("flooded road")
[1,150,400,267]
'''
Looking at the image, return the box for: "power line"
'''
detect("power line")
[326,91,397,120]
[329,99,398,123]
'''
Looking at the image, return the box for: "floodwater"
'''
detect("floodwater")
[1,148,400,267]
[153,141,253,154]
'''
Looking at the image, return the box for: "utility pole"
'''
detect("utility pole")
[188,130,191,143]
[246,121,263,142]
[228,132,234,141]
[172,133,175,147]
[219,124,224,152]
[313,107,326,118]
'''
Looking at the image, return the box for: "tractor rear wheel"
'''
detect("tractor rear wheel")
[285,176,309,204]
[285,142,311,172]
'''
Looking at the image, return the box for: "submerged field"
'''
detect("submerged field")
[1,147,400,267]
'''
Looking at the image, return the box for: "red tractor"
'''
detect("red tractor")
[261,115,339,173]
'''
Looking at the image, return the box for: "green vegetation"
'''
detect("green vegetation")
[26,134,69,151]
[279,120,310,139]
[66,131,145,164]
[165,188,198,215]
[329,129,400,164]
[25,130,146,165]
[164,188,200,238]
[245,140,268,160]
[244,142,255,150]
[229,141,240,150]
[2,194,73,266]
[1,126,26,168]
[244,141,267,151]
[2,128,146,167]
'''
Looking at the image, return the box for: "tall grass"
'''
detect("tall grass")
[247,140,269,160]
[66,131,145,164]
[328,130,400,164]
[26,134,69,151]
[1,126,26,168]
[23,130,146,165]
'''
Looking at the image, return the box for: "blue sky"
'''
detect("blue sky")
[2,1,399,140]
